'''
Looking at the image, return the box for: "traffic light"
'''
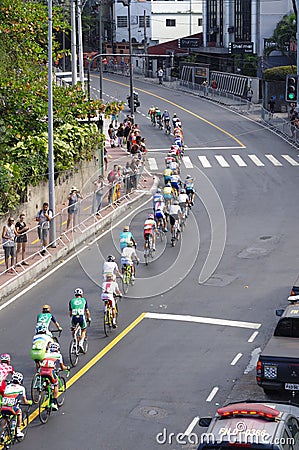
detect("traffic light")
[286,75,298,102]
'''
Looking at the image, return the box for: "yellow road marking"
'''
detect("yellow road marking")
[26,312,146,426]
[83,205,92,211]
[102,77,245,148]
[31,239,39,245]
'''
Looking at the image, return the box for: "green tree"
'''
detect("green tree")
[264,13,296,57]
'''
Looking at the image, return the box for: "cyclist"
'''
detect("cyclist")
[174,135,184,156]
[148,106,156,125]
[30,323,53,369]
[121,241,139,281]
[172,113,181,129]
[0,354,14,399]
[144,213,157,251]
[101,274,122,328]
[168,200,182,235]
[102,255,122,281]
[153,188,164,210]
[1,372,32,439]
[154,200,168,232]
[119,225,136,252]
[39,342,69,411]
[163,182,173,208]
[69,288,91,352]
[162,110,170,130]
[170,170,181,196]
[184,175,195,205]
[35,304,62,337]
[178,189,190,219]
[163,167,172,185]
[155,107,162,128]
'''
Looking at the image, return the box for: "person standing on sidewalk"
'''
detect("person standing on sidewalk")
[2,217,17,273]
[66,187,83,230]
[157,67,164,85]
[36,202,52,255]
[93,176,104,214]
[15,213,29,265]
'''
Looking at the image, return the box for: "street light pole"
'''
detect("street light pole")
[128,0,134,119]
[98,2,103,100]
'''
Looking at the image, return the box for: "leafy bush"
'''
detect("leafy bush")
[263,65,297,81]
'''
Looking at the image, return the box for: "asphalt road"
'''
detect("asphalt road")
[1,74,299,450]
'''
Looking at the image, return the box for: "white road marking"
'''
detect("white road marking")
[182,156,193,168]
[265,154,283,166]
[198,156,212,168]
[248,331,259,342]
[183,417,200,436]
[230,352,243,366]
[206,387,219,402]
[189,146,246,150]
[215,155,230,167]
[281,154,299,166]
[232,155,247,167]
[144,312,261,329]
[148,158,158,170]
[248,155,264,166]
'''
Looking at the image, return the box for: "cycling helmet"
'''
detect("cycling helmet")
[173,113,177,117]
[106,273,113,281]
[42,304,51,312]
[126,241,134,247]
[36,323,47,334]
[172,170,177,175]
[0,354,11,364]
[186,174,191,179]
[11,372,23,385]
[74,288,83,296]
[123,225,130,231]
[49,342,60,353]
[173,200,179,205]
[107,255,115,262]
[148,213,154,219]
[156,188,161,193]
[180,189,186,194]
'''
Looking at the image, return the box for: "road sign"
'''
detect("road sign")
[228,42,254,54]
[178,38,200,49]
[286,74,298,102]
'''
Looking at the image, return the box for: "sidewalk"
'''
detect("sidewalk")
[0,133,155,301]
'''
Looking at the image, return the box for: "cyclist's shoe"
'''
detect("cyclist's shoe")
[16,428,24,438]
[164,228,168,232]
[51,403,58,411]
[79,343,85,354]
[131,275,135,281]
[113,324,118,329]
[153,246,156,251]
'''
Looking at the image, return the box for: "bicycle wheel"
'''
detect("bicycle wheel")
[82,336,88,354]
[31,372,42,404]
[104,309,112,337]
[122,270,129,294]
[144,247,149,265]
[38,389,50,424]
[0,420,11,449]
[57,376,66,407]
[69,339,79,367]
[18,408,29,441]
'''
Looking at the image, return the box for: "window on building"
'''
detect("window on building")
[117,16,128,28]
[139,15,150,28]
[207,0,217,43]
[198,18,203,26]
[166,19,176,27]
[235,0,251,42]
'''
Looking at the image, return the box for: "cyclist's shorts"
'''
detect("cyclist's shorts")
[164,194,172,201]
[169,215,178,226]
[171,182,179,191]
[1,405,20,416]
[186,188,194,195]
[144,231,153,241]
[40,368,58,386]
[102,294,116,308]
[164,176,171,183]
[155,210,165,219]
[121,256,132,266]
[30,348,46,362]
[71,315,87,330]
[0,380,7,397]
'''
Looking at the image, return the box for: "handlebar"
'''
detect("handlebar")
[50,329,62,337]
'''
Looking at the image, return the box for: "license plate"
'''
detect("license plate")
[285,383,299,390]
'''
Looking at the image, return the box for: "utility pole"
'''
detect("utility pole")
[128,0,134,118]
[143,10,147,76]
[71,0,77,85]
[77,0,85,89]
[296,0,299,111]
[99,2,103,99]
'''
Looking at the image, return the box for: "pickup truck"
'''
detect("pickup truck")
[257,298,299,395]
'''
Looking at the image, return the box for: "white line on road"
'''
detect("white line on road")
[198,156,212,168]
[148,157,158,170]
[182,156,193,168]
[232,155,247,167]
[206,387,219,402]
[281,154,299,166]
[248,155,264,166]
[230,352,243,366]
[248,331,259,342]
[265,154,283,166]
[144,312,261,329]
[183,417,200,436]
[146,146,245,152]
[215,155,230,167]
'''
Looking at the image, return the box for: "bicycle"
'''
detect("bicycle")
[156,220,166,243]
[50,328,62,344]
[0,404,31,448]
[69,322,89,367]
[122,263,135,294]
[150,114,156,126]
[38,370,69,424]
[171,219,180,247]
[144,234,154,265]
[164,119,171,134]
[103,296,120,337]
[157,117,163,130]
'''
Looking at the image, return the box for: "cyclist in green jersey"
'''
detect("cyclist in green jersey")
[36,304,62,337]
[69,288,91,352]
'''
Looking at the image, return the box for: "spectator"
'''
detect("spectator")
[122,162,133,193]
[66,187,83,230]
[2,217,17,273]
[107,164,118,204]
[290,110,299,138]
[108,124,117,148]
[130,158,139,189]
[116,124,125,147]
[36,202,52,255]
[93,176,104,214]
[202,80,208,96]
[157,67,164,85]
[103,147,108,172]
[211,79,217,90]
[15,213,29,265]
[268,96,275,119]
[247,87,253,102]
[110,111,118,127]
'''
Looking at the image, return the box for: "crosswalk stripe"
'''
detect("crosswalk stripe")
[231,155,247,167]
[182,156,193,168]
[198,156,211,168]
[148,157,158,170]
[281,155,299,166]
[248,155,264,166]
[215,155,230,167]
[265,154,283,166]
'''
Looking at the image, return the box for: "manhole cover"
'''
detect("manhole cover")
[139,406,168,419]
[204,274,236,287]
[260,235,272,240]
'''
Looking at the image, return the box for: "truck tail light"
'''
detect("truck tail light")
[256,359,262,382]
